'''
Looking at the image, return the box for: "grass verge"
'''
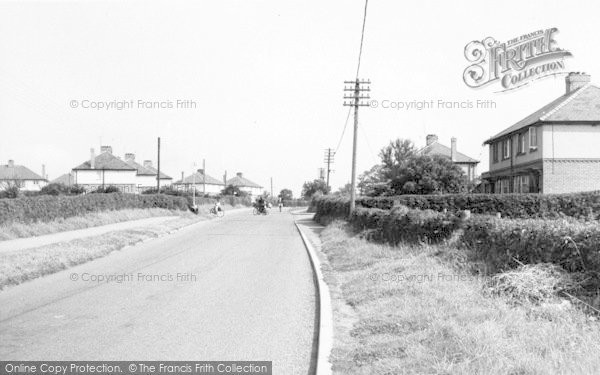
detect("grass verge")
[0,208,179,241]
[321,221,600,375]
[0,205,239,290]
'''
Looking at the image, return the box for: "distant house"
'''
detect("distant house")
[417,135,479,181]
[123,153,166,191]
[50,173,75,186]
[72,146,137,193]
[226,172,263,196]
[174,169,224,195]
[0,160,47,191]
[482,72,600,194]
[141,159,172,187]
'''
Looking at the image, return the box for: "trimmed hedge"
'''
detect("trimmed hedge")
[357,192,600,219]
[313,195,600,277]
[349,206,461,245]
[461,216,600,274]
[0,193,189,225]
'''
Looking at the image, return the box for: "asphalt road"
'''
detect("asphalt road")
[0,209,317,375]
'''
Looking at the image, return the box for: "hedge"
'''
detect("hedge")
[313,195,600,277]
[357,192,600,219]
[460,216,600,274]
[0,193,189,225]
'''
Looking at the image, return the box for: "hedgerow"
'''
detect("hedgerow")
[312,195,600,278]
[0,193,188,224]
[357,192,600,219]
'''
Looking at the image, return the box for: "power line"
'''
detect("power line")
[334,107,352,153]
[355,0,369,79]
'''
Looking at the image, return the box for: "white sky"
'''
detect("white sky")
[1,0,599,196]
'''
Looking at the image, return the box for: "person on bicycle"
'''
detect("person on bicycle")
[278,196,283,212]
[214,199,222,213]
[257,196,266,214]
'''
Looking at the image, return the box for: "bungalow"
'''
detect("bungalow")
[417,135,479,181]
[482,72,600,194]
[123,153,167,191]
[141,160,173,187]
[50,173,75,186]
[0,160,47,191]
[226,172,263,196]
[174,169,224,195]
[72,146,137,193]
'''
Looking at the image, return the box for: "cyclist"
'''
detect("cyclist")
[213,199,222,213]
[278,196,283,212]
[257,196,266,214]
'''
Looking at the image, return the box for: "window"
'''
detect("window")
[529,127,538,149]
[502,139,511,159]
[513,175,530,193]
[492,143,499,163]
[517,133,526,154]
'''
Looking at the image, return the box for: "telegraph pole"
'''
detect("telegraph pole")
[324,148,335,191]
[156,137,161,192]
[270,177,273,197]
[343,79,370,212]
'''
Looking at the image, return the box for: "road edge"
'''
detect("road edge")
[294,220,333,375]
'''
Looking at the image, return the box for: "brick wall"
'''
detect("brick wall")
[543,159,600,193]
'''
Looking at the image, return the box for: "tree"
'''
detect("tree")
[301,179,330,199]
[389,155,467,194]
[279,188,293,200]
[379,138,416,180]
[357,165,390,196]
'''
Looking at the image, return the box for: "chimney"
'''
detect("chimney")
[181,171,184,183]
[565,72,591,94]
[90,148,95,169]
[7,160,14,168]
[224,171,227,185]
[426,134,438,146]
[451,137,457,162]
[41,164,46,180]
[236,172,243,178]
[197,169,205,175]
[100,145,112,154]
[124,153,135,162]
[143,160,152,168]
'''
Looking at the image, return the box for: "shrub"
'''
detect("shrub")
[357,192,600,220]
[0,193,188,225]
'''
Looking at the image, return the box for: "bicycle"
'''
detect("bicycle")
[252,204,268,215]
[209,207,225,217]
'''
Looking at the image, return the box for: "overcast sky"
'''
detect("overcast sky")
[1,0,599,195]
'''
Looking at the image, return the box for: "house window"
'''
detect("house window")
[492,143,499,163]
[496,178,510,194]
[513,175,530,193]
[502,139,511,159]
[529,127,538,149]
[517,133,526,154]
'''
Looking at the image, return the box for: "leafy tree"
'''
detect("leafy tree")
[301,179,330,199]
[279,188,293,200]
[357,165,391,196]
[379,138,416,180]
[335,183,353,196]
[389,155,467,194]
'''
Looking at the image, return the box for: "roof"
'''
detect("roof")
[73,152,136,171]
[124,160,156,176]
[485,84,600,143]
[226,175,262,188]
[0,164,46,181]
[175,172,224,186]
[418,142,479,164]
[50,173,75,185]
[144,165,172,180]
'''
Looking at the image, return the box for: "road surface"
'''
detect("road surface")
[0,209,317,375]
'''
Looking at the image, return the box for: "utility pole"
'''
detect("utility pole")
[270,177,273,197]
[318,168,325,180]
[343,79,370,213]
[156,137,161,192]
[324,148,335,191]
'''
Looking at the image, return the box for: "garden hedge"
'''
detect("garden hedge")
[357,192,600,219]
[0,193,189,224]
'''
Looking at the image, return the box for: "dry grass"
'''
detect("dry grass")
[321,221,600,375]
[0,208,180,241]
[0,212,208,290]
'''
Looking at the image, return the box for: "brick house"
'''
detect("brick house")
[418,135,479,181]
[482,72,600,194]
[0,160,47,191]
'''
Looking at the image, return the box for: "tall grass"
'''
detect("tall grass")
[321,222,600,374]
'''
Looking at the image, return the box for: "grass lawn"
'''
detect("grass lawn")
[320,221,600,375]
